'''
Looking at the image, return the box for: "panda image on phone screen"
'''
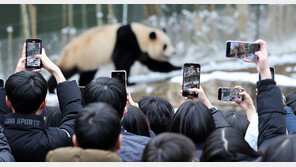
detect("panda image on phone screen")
[26,42,41,67]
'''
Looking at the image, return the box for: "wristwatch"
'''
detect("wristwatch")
[209,106,219,113]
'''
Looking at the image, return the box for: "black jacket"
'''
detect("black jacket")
[2,80,82,162]
[0,125,14,162]
[257,79,286,150]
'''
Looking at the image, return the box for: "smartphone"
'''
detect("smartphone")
[218,88,244,102]
[111,70,127,89]
[259,66,275,81]
[79,86,85,94]
[182,63,201,97]
[226,41,261,61]
[0,79,3,88]
[26,38,42,69]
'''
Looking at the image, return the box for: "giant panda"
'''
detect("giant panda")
[48,22,181,93]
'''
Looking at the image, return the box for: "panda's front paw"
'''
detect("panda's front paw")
[127,82,136,86]
[173,66,182,70]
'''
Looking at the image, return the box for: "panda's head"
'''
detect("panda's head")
[145,29,175,61]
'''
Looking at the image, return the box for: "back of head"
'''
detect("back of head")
[286,90,296,114]
[138,96,174,135]
[75,102,121,151]
[142,132,196,162]
[224,110,249,135]
[5,71,47,114]
[262,135,296,162]
[81,77,126,117]
[121,105,150,137]
[170,101,215,144]
[200,127,260,162]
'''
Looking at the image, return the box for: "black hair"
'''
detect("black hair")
[81,77,126,118]
[200,127,260,162]
[170,101,215,144]
[262,135,296,162]
[286,90,296,114]
[224,110,250,135]
[5,71,47,114]
[74,102,121,151]
[142,132,196,162]
[138,96,174,135]
[121,105,150,137]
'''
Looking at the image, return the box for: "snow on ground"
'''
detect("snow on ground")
[171,71,296,87]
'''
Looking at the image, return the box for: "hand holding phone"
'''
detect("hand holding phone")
[226,41,261,61]
[218,87,244,102]
[26,38,42,69]
[185,86,213,109]
[182,63,200,97]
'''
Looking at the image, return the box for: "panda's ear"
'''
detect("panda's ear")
[149,31,157,40]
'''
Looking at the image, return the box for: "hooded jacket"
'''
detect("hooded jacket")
[46,147,122,162]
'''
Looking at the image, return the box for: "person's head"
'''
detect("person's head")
[73,102,122,152]
[200,127,260,162]
[170,101,215,144]
[81,77,127,118]
[142,132,196,162]
[286,90,296,114]
[5,71,47,114]
[138,96,174,135]
[121,105,150,137]
[224,110,249,135]
[262,135,296,162]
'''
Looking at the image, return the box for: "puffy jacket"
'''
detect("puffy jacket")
[46,147,122,162]
[257,79,286,150]
[2,80,82,161]
[118,131,151,162]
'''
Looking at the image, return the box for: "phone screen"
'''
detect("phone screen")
[26,39,42,69]
[182,63,200,97]
[111,71,127,88]
[218,88,244,101]
[226,41,261,61]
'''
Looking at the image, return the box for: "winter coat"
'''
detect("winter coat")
[0,125,14,162]
[118,131,151,162]
[46,147,122,162]
[257,79,286,150]
[2,80,82,161]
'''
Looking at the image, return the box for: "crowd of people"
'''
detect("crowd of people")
[0,40,296,162]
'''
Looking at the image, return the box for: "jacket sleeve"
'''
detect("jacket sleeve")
[0,125,14,162]
[56,80,82,137]
[284,106,296,134]
[257,79,286,150]
[244,113,259,151]
[211,109,230,129]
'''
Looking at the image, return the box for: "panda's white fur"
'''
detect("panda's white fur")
[57,22,174,72]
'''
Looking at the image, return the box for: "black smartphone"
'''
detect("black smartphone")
[79,86,85,94]
[26,38,42,69]
[182,63,200,97]
[0,79,3,88]
[259,66,275,81]
[111,70,127,89]
[226,41,261,61]
[218,87,244,102]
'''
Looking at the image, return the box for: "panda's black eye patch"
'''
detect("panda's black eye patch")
[163,44,167,51]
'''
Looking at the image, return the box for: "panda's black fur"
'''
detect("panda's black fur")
[48,24,181,93]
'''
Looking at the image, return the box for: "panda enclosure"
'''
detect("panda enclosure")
[1,4,296,112]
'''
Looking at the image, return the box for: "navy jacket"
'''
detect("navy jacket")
[2,80,82,162]
[257,79,286,150]
[118,131,151,162]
